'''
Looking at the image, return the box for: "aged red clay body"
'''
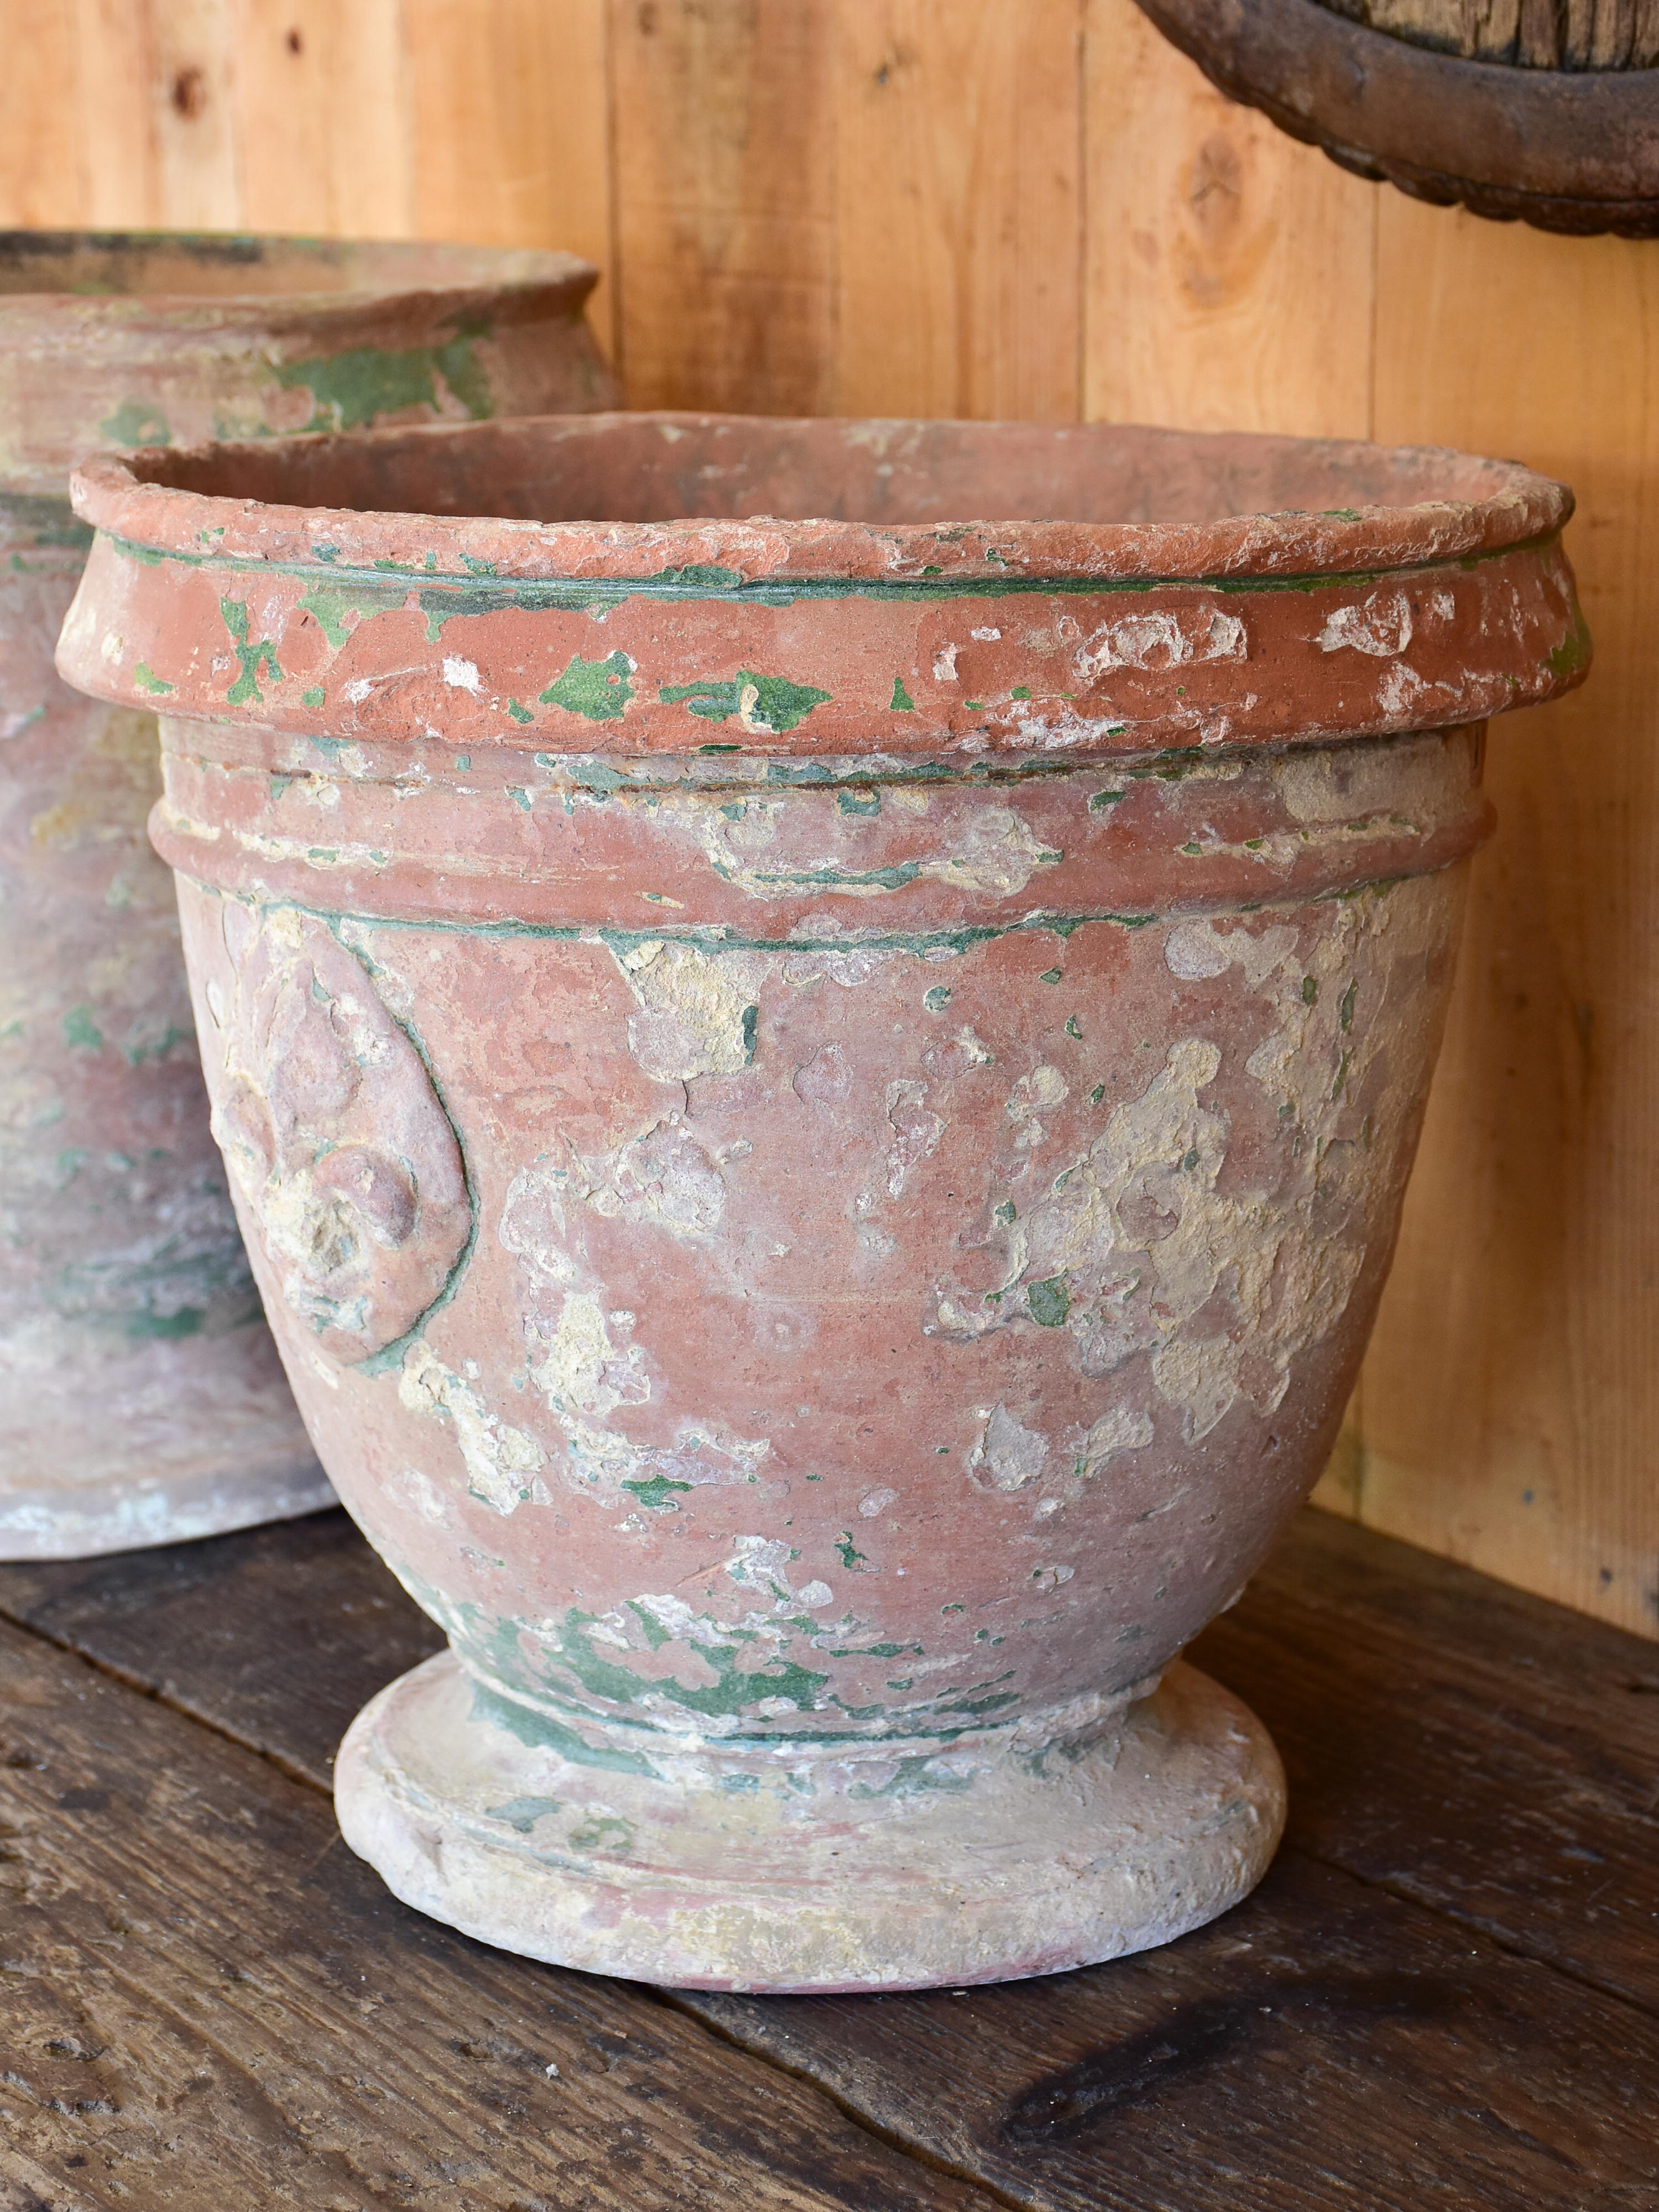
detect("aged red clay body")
[1,233,613,1558]
[60,415,1585,1988]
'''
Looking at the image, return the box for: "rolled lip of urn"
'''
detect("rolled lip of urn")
[54,413,1585,1988]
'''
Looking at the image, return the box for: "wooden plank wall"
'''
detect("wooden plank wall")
[1,0,1654,1638]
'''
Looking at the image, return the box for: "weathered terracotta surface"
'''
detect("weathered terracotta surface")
[0,231,615,494]
[60,414,1586,1989]
[1,233,615,1560]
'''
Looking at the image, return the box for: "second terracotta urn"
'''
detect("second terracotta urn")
[0,231,614,1557]
[58,413,1585,1990]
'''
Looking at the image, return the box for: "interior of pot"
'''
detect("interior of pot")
[128,410,1530,533]
[0,229,571,300]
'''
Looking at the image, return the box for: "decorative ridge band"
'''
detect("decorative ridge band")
[159,860,1488,952]
[60,523,1587,762]
[457,1653,1166,1766]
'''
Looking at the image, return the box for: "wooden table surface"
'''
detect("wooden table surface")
[1,1504,1655,2211]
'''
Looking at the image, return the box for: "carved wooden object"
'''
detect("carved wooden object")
[1134,0,1659,233]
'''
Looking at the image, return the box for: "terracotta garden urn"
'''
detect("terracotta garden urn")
[0,231,614,1558]
[58,413,1586,1990]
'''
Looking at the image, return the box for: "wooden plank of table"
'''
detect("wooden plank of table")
[0,1614,995,2211]
[0,1508,443,1789]
[1199,1506,1659,2015]
[667,1518,1659,2208]
[677,1849,1659,2212]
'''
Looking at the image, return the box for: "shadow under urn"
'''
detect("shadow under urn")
[58,413,1587,1990]
[0,230,614,1559]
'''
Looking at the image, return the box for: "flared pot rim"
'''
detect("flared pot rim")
[0,227,598,321]
[69,409,1572,589]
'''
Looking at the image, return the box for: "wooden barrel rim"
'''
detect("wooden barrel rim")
[1133,0,1659,236]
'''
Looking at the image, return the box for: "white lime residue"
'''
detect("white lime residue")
[1078,1406,1155,1473]
[932,880,1452,1444]
[612,940,763,1079]
[497,1151,769,1506]
[1073,604,1245,681]
[399,1342,548,1516]
[583,1120,728,1238]
[1179,728,1468,869]
[547,1537,841,1733]
[914,806,1061,898]
[724,1533,798,1593]
[1316,590,1413,658]
[968,1405,1050,1491]
[1275,727,1460,826]
[529,1289,650,1419]
[884,1078,945,1197]
[1006,1063,1068,1150]
[682,794,1060,900]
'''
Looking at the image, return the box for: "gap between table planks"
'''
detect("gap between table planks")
[2,1507,1656,2209]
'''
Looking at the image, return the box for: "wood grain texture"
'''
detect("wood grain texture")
[236,0,413,238]
[0,1613,993,2211]
[1082,0,1376,439]
[0,0,90,227]
[682,1854,1659,2211]
[408,0,614,345]
[833,0,1083,421]
[1362,202,1659,1639]
[609,0,837,413]
[3,1510,1657,2207]
[68,0,168,227]
[1198,1509,1659,2014]
[0,1510,444,1784]
[1318,0,1659,69]
[148,0,241,232]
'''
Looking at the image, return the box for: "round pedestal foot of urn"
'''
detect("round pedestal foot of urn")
[334,1650,1285,1994]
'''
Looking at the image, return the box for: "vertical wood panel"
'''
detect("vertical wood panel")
[832,0,1083,422]
[1360,204,1659,1637]
[69,0,165,226]
[0,0,85,226]
[1082,0,1375,438]
[608,0,837,413]
[236,0,414,239]
[406,0,612,328]
[149,0,242,230]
